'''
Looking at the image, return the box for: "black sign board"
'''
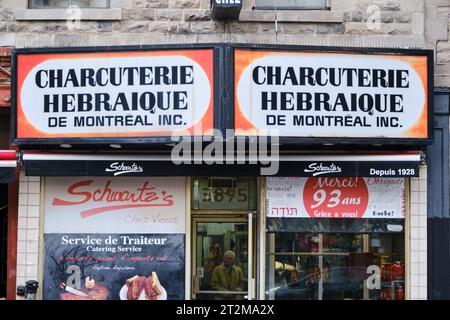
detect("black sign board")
[23,157,420,177]
[12,44,433,149]
[211,0,242,20]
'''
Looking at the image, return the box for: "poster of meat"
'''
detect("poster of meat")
[43,233,184,300]
[266,177,406,219]
[43,177,186,300]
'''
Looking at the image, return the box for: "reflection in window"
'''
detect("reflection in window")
[30,0,110,8]
[254,0,327,10]
[266,227,405,300]
[195,222,248,300]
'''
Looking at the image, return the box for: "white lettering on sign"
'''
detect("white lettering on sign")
[304,162,342,176]
[105,162,144,176]
[215,0,241,4]
[235,50,428,138]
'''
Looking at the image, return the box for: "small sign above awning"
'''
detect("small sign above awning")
[0,150,17,183]
[211,0,242,20]
[22,152,421,178]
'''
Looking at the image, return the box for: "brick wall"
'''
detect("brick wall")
[0,48,11,90]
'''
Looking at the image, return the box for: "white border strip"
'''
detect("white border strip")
[23,153,421,162]
[0,160,17,168]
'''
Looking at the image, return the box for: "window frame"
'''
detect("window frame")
[29,0,111,9]
[253,0,330,11]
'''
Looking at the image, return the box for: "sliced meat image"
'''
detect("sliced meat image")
[151,272,163,296]
[126,276,146,300]
[144,276,158,300]
[125,273,163,300]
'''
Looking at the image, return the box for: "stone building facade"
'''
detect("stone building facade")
[0,1,447,87]
[0,0,449,300]
[0,0,448,89]
[0,0,450,87]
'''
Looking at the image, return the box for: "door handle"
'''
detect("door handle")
[193,275,199,294]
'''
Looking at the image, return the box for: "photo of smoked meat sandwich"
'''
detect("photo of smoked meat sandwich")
[120,272,167,300]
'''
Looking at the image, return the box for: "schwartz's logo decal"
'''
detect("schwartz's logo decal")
[105,162,144,176]
[51,180,174,218]
[304,162,342,176]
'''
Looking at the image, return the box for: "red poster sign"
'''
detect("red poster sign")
[303,177,369,218]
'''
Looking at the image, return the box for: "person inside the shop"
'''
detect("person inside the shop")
[202,243,224,290]
[211,250,244,300]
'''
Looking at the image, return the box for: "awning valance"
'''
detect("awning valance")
[0,150,17,183]
[22,152,421,178]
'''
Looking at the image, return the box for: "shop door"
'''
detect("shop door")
[192,215,255,300]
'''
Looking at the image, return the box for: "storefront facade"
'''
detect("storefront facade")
[13,161,429,300]
[12,172,425,300]
[8,42,433,300]
[2,0,450,301]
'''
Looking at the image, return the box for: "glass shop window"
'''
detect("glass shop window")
[266,219,405,300]
[254,0,328,10]
[29,0,110,8]
[192,177,257,211]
